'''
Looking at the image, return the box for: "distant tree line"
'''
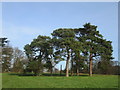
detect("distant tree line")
[1,23,119,76]
[0,38,27,73]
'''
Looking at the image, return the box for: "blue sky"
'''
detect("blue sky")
[2,2,118,70]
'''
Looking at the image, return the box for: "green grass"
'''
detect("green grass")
[2,73,118,88]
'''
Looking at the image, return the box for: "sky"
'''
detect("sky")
[1,2,118,70]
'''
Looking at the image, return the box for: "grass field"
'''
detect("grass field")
[2,73,118,88]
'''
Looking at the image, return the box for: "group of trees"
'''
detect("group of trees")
[1,23,119,76]
[24,23,116,77]
[0,38,27,73]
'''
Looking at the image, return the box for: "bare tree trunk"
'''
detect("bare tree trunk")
[60,65,62,76]
[71,60,73,76]
[38,61,43,76]
[89,52,93,76]
[76,67,79,76]
[66,60,69,77]
[66,52,70,77]
[77,58,81,76]
[50,67,52,76]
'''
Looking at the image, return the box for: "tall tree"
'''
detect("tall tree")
[0,38,8,47]
[76,23,108,76]
[2,46,13,72]
[0,38,8,67]
[97,40,114,74]
[0,38,13,72]
[70,39,84,76]
[51,28,76,77]
[12,47,25,73]
[24,35,53,76]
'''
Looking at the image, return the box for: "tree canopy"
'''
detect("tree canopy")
[23,23,114,77]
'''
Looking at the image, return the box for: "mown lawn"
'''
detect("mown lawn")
[2,73,118,88]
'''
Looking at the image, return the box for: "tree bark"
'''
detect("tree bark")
[76,67,79,76]
[50,67,52,76]
[76,53,80,76]
[71,60,73,76]
[89,52,93,76]
[60,65,62,76]
[38,60,43,76]
[66,51,70,77]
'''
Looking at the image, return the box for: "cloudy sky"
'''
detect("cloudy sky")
[2,2,118,69]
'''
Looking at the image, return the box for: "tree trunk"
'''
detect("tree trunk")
[76,60,80,76]
[89,52,93,76]
[66,52,70,77]
[38,61,43,76]
[50,67,52,76]
[76,67,79,76]
[60,65,62,76]
[71,60,73,76]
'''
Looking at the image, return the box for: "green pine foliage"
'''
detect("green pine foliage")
[24,23,114,77]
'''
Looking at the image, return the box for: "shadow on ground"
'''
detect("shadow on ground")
[8,73,35,76]
[8,73,89,77]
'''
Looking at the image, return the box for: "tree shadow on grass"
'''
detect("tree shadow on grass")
[42,73,65,76]
[69,75,89,77]
[8,73,89,77]
[8,73,65,76]
[8,73,35,76]
[79,74,89,77]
